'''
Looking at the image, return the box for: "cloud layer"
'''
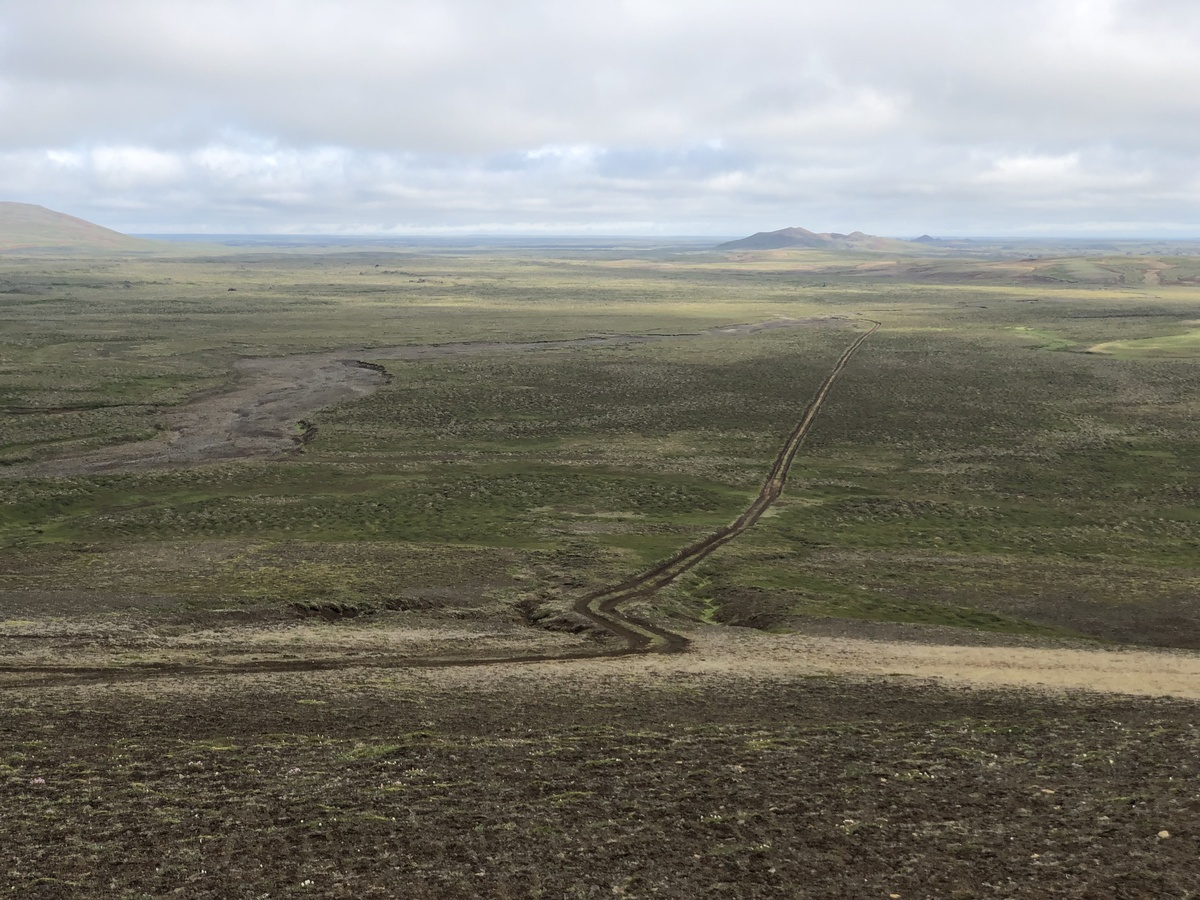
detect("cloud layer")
[2,0,1198,235]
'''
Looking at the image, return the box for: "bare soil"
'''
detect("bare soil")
[607,628,1200,701]
[3,622,1197,700]
[3,655,1199,898]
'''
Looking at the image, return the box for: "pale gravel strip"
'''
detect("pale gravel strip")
[634,630,1200,700]
[406,629,1200,701]
[7,628,1199,701]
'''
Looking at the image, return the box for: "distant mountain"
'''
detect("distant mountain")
[0,202,159,252]
[716,226,914,252]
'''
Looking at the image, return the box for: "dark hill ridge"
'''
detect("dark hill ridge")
[717,226,914,252]
[0,202,159,252]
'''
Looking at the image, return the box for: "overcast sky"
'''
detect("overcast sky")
[2,0,1198,236]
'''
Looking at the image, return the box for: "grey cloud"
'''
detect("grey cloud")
[1,0,1197,234]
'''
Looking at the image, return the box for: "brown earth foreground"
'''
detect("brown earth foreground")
[3,642,1200,899]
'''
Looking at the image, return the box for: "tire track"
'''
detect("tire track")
[574,319,879,652]
[0,321,877,686]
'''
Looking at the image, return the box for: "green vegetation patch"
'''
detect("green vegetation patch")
[1091,327,1200,359]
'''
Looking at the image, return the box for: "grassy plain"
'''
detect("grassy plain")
[4,246,1200,648]
[2,241,1200,895]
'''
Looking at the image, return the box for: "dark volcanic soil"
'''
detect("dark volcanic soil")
[3,668,1198,898]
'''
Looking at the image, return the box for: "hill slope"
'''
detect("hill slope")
[717,226,915,252]
[0,202,158,252]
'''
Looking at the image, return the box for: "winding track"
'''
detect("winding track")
[0,320,878,685]
[574,319,880,653]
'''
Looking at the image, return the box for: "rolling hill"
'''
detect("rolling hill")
[0,202,159,252]
[716,226,918,252]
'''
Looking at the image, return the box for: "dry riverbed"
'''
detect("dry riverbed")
[5,317,840,477]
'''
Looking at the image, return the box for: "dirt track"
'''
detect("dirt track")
[574,320,880,651]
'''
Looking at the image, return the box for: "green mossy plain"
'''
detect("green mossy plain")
[2,247,1199,645]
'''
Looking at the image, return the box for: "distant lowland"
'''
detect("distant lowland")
[3,203,1199,258]
[0,202,159,253]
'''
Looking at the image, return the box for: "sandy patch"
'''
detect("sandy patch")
[414,628,1200,701]
[10,625,1199,705]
